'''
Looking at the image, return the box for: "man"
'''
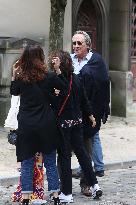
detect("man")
[71,30,110,196]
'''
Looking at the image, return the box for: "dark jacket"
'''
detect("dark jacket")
[10,72,68,162]
[52,73,93,128]
[79,52,110,137]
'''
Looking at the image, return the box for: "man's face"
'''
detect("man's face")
[72,34,89,59]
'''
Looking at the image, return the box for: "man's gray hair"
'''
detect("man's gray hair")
[74,30,91,48]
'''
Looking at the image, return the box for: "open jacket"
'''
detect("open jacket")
[79,52,110,137]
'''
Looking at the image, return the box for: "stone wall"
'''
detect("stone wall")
[109,0,132,117]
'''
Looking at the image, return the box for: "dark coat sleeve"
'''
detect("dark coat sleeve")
[56,74,69,97]
[39,72,69,112]
[10,80,22,96]
[101,80,110,124]
[46,72,69,97]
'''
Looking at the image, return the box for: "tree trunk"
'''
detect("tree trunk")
[49,0,67,53]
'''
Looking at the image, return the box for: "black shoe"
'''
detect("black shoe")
[53,197,61,205]
[95,170,104,177]
[21,199,30,205]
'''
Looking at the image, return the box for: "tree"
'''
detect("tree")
[49,0,67,53]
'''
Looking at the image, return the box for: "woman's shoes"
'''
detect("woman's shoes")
[90,184,103,199]
[21,199,30,205]
[59,192,73,203]
[53,196,61,205]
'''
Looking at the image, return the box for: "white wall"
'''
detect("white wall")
[0,0,50,38]
[0,0,72,51]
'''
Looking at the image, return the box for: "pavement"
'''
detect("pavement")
[0,116,136,204]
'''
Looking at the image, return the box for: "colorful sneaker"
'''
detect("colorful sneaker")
[59,192,73,203]
[90,184,102,199]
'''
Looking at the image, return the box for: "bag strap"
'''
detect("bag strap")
[58,74,73,116]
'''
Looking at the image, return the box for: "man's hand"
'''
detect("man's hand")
[89,115,96,127]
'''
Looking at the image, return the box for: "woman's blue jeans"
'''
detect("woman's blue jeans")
[21,151,59,193]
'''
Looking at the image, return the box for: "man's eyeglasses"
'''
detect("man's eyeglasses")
[72,41,83,46]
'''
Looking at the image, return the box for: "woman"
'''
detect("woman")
[49,50,103,203]
[4,95,45,204]
[10,45,68,205]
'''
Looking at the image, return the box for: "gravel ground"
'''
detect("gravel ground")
[1,167,136,205]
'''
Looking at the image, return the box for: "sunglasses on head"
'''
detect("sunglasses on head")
[72,41,83,46]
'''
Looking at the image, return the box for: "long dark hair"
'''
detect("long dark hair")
[15,45,47,83]
[48,50,74,77]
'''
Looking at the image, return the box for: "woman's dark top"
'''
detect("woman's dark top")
[52,73,93,128]
[10,72,68,162]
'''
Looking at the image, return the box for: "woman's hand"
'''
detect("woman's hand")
[12,61,20,80]
[89,115,96,127]
[54,88,60,96]
[52,57,61,75]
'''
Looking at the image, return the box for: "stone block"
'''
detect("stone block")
[109,41,129,71]
[110,11,129,41]
[110,70,127,117]
[110,0,129,12]
[110,70,136,117]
